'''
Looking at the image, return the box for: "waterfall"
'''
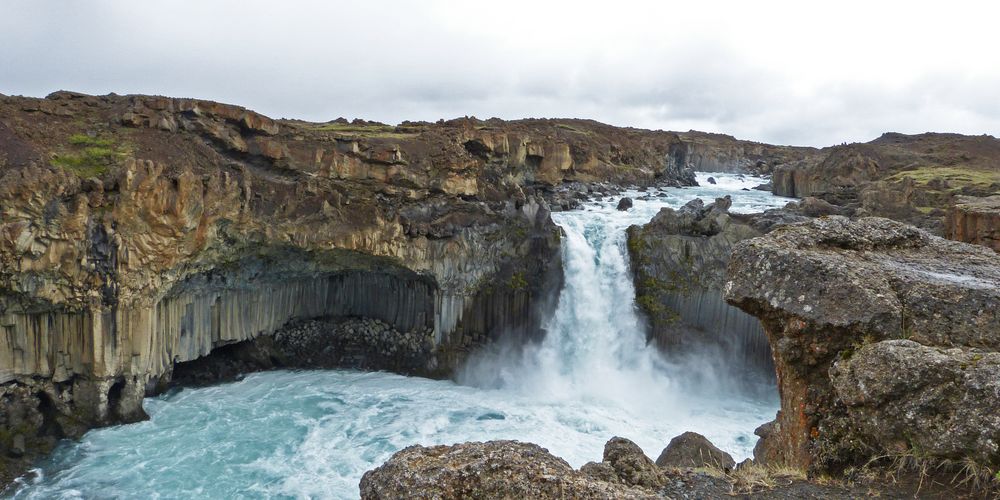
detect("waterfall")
[462,203,728,410]
[460,209,677,413]
[459,173,789,403]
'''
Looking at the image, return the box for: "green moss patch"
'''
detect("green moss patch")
[509,272,528,290]
[554,123,592,135]
[52,134,129,178]
[312,122,417,139]
[888,166,1000,191]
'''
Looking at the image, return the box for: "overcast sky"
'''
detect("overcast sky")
[2,1,999,146]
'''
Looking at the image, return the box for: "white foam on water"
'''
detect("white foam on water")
[11,173,792,500]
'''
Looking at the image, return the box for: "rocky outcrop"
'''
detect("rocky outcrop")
[601,437,665,489]
[656,431,736,470]
[359,435,971,498]
[168,317,438,386]
[626,197,806,376]
[770,133,1000,237]
[946,195,1000,252]
[358,440,658,499]
[832,340,1000,466]
[673,131,818,175]
[725,216,1000,475]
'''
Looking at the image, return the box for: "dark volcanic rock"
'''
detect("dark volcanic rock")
[358,440,655,499]
[602,436,664,489]
[726,216,1000,474]
[656,431,736,470]
[626,197,806,375]
[832,339,1000,466]
[616,196,633,211]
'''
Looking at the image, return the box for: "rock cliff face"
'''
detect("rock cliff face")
[626,196,806,377]
[0,91,706,482]
[946,195,1000,251]
[771,133,1000,236]
[673,131,818,175]
[725,217,1000,475]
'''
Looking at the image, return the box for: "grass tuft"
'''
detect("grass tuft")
[727,463,806,495]
[311,122,417,139]
[888,166,1000,190]
[52,134,128,178]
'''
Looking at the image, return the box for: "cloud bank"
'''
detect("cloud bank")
[2,0,999,146]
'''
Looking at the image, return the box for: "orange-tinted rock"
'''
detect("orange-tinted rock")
[946,195,1000,252]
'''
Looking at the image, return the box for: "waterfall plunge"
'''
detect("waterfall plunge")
[12,173,788,499]
[459,173,786,413]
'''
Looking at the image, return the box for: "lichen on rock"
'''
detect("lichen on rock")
[725,216,1000,475]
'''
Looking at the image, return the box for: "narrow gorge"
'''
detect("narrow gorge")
[2,92,999,498]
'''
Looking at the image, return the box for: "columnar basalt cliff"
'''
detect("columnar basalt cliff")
[946,194,1000,252]
[0,91,707,482]
[626,196,807,376]
[725,217,1000,476]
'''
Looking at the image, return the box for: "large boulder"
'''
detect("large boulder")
[602,436,664,489]
[655,431,736,470]
[725,216,1000,474]
[832,340,1000,465]
[358,440,657,499]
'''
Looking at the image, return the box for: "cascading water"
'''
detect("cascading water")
[10,173,789,500]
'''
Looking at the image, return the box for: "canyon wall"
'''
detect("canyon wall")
[770,133,1000,237]
[945,195,1000,252]
[672,131,817,175]
[1,91,712,482]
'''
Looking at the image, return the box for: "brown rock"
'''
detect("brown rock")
[946,195,1000,252]
[602,436,664,489]
[655,432,736,470]
[358,441,657,499]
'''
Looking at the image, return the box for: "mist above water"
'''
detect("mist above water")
[460,172,787,418]
[11,173,789,500]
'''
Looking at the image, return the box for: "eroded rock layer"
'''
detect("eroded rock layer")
[946,194,1000,252]
[769,133,1000,235]
[725,216,1000,474]
[5,90,731,481]
[673,131,818,175]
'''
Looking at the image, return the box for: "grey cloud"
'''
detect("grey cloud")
[1,1,999,147]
